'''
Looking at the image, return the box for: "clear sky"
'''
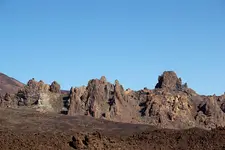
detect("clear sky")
[0,0,225,95]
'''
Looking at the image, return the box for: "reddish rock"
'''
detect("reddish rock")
[68,87,86,116]
[1,71,225,130]
[50,81,61,93]
[155,71,182,90]
[68,76,143,123]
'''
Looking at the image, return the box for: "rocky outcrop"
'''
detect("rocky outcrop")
[15,79,64,112]
[16,79,48,106]
[67,76,142,123]
[155,71,183,90]
[50,81,61,93]
[139,89,197,128]
[67,71,225,129]
[67,86,86,116]
[1,71,225,130]
[195,96,225,129]
[68,77,115,118]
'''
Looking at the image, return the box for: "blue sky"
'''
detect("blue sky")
[0,0,225,95]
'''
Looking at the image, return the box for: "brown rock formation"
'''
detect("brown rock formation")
[66,71,225,129]
[17,79,43,106]
[14,79,64,112]
[16,79,63,106]
[155,71,182,90]
[81,76,115,118]
[1,71,225,130]
[50,81,61,93]
[139,89,197,128]
[67,86,86,116]
[195,96,225,128]
[67,76,139,122]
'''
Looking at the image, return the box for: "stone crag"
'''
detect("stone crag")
[67,71,225,129]
[0,78,64,113]
[1,71,225,129]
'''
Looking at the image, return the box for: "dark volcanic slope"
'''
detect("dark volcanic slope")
[0,108,225,150]
[0,73,24,95]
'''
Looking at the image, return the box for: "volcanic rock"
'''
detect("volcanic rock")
[68,77,146,123]
[155,71,182,91]
[50,81,61,93]
[14,79,64,112]
[196,96,225,128]
[67,86,86,116]
[79,76,115,118]
[1,71,225,130]
[66,71,225,129]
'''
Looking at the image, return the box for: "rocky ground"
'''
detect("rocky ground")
[1,71,225,149]
[0,108,225,150]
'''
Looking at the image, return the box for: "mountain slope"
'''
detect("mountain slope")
[0,73,24,95]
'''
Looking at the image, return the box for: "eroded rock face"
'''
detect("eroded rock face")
[139,89,197,128]
[67,77,142,123]
[155,71,182,91]
[67,72,225,129]
[67,86,86,116]
[16,79,47,106]
[68,77,116,118]
[195,96,225,128]
[14,79,64,112]
[50,81,61,93]
[1,71,225,130]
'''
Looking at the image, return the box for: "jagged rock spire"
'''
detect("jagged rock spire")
[155,71,182,90]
